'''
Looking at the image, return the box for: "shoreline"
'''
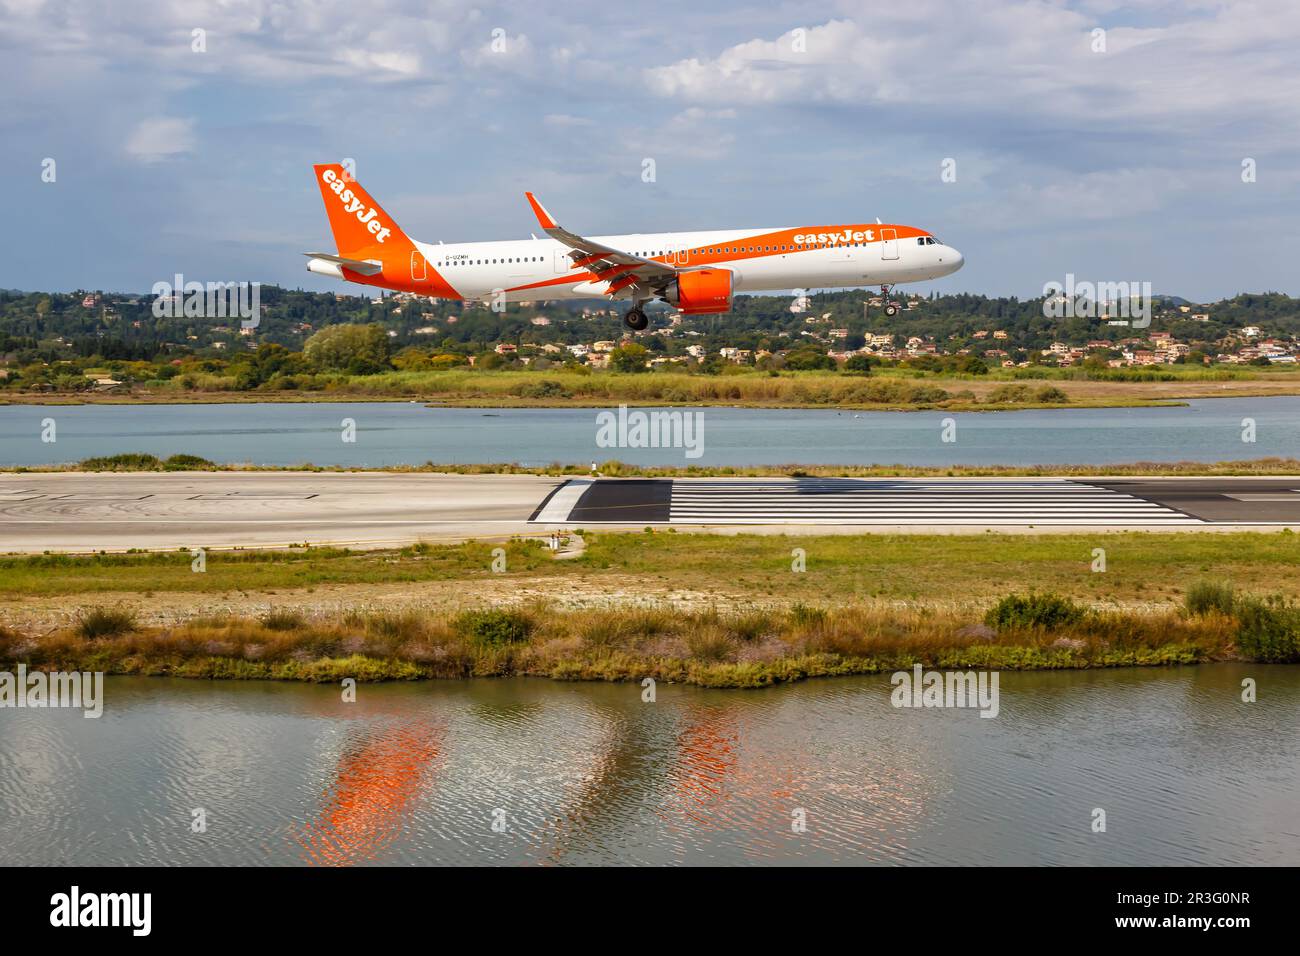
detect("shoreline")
[0,392,1191,412]
[3,369,1298,412]
[5,456,1299,478]
[0,599,1273,690]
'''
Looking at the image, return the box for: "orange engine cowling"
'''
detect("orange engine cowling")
[666,268,733,315]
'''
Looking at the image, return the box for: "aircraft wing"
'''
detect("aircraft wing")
[524,191,677,297]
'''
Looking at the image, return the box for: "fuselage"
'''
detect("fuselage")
[404,223,963,302]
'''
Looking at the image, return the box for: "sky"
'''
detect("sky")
[2,0,1298,301]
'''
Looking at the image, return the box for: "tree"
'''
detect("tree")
[303,323,390,371]
[843,354,874,374]
[610,342,650,372]
[784,346,836,371]
[954,354,989,375]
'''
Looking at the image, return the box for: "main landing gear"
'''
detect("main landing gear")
[623,307,649,331]
[881,284,900,316]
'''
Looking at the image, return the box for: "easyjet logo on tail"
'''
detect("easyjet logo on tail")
[321,168,392,243]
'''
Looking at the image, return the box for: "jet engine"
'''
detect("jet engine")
[663,268,733,315]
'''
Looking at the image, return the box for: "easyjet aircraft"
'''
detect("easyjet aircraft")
[306,163,963,331]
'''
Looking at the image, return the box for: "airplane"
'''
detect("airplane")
[305,163,964,331]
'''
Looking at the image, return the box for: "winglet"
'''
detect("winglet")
[524,191,558,230]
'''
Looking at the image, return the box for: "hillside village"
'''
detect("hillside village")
[465,297,1296,370]
[1,286,1297,391]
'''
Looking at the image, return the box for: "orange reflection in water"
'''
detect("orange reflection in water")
[667,707,739,827]
[662,704,937,862]
[297,719,444,866]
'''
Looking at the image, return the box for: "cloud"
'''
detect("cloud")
[543,113,595,128]
[3,0,1299,299]
[124,117,196,163]
[336,49,422,78]
[643,3,1300,148]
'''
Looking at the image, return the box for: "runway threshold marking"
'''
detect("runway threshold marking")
[530,478,1213,526]
[532,478,594,523]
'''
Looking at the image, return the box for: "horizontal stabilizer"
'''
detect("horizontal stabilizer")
[302,252,383,276]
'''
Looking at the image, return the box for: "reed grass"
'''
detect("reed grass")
[3,589,1285,690]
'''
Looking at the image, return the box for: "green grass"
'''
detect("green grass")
[3,532,1300,610]
[577,530,1300,607]
[0,540,556,597]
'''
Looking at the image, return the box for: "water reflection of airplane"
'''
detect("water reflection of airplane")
[668,708,741,827]
[297,717,445,867]
[537,704,748,863]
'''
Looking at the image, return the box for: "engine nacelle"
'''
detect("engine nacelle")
[664,268,733,315]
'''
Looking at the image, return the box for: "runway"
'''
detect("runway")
[1,472,1297,553]
[0,472,562,552]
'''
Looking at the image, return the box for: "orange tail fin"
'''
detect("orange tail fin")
[313,163,412,260]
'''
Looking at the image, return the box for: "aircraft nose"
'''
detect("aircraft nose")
[947,247,964,273]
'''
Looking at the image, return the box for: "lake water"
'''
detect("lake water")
[0,397,1297,467]
[1,666,1295,866]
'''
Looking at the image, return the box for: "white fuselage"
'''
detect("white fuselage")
[412,225,963,303]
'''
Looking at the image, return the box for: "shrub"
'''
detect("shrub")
[163,453,215,470]
[1033,385,1070,403]
[1184,580,1235,617]
[362,611,427,643]
[728,610,776,643]
[985,592,1085,631]
[453,608,534,647]
[577,611,633,650]
[788,604,827,628]
[515,379,572,399]
[75,606,137,639]
[1234,596,1300,662]
[986,384,1033,404]
[259,609,306,631]
[77,453,162,471]
[685,625,734,662]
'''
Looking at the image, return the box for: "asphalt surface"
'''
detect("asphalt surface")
[1,473,1297,553]
[0,472,563,552]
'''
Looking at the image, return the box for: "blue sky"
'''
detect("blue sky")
[3,0,1298,300]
